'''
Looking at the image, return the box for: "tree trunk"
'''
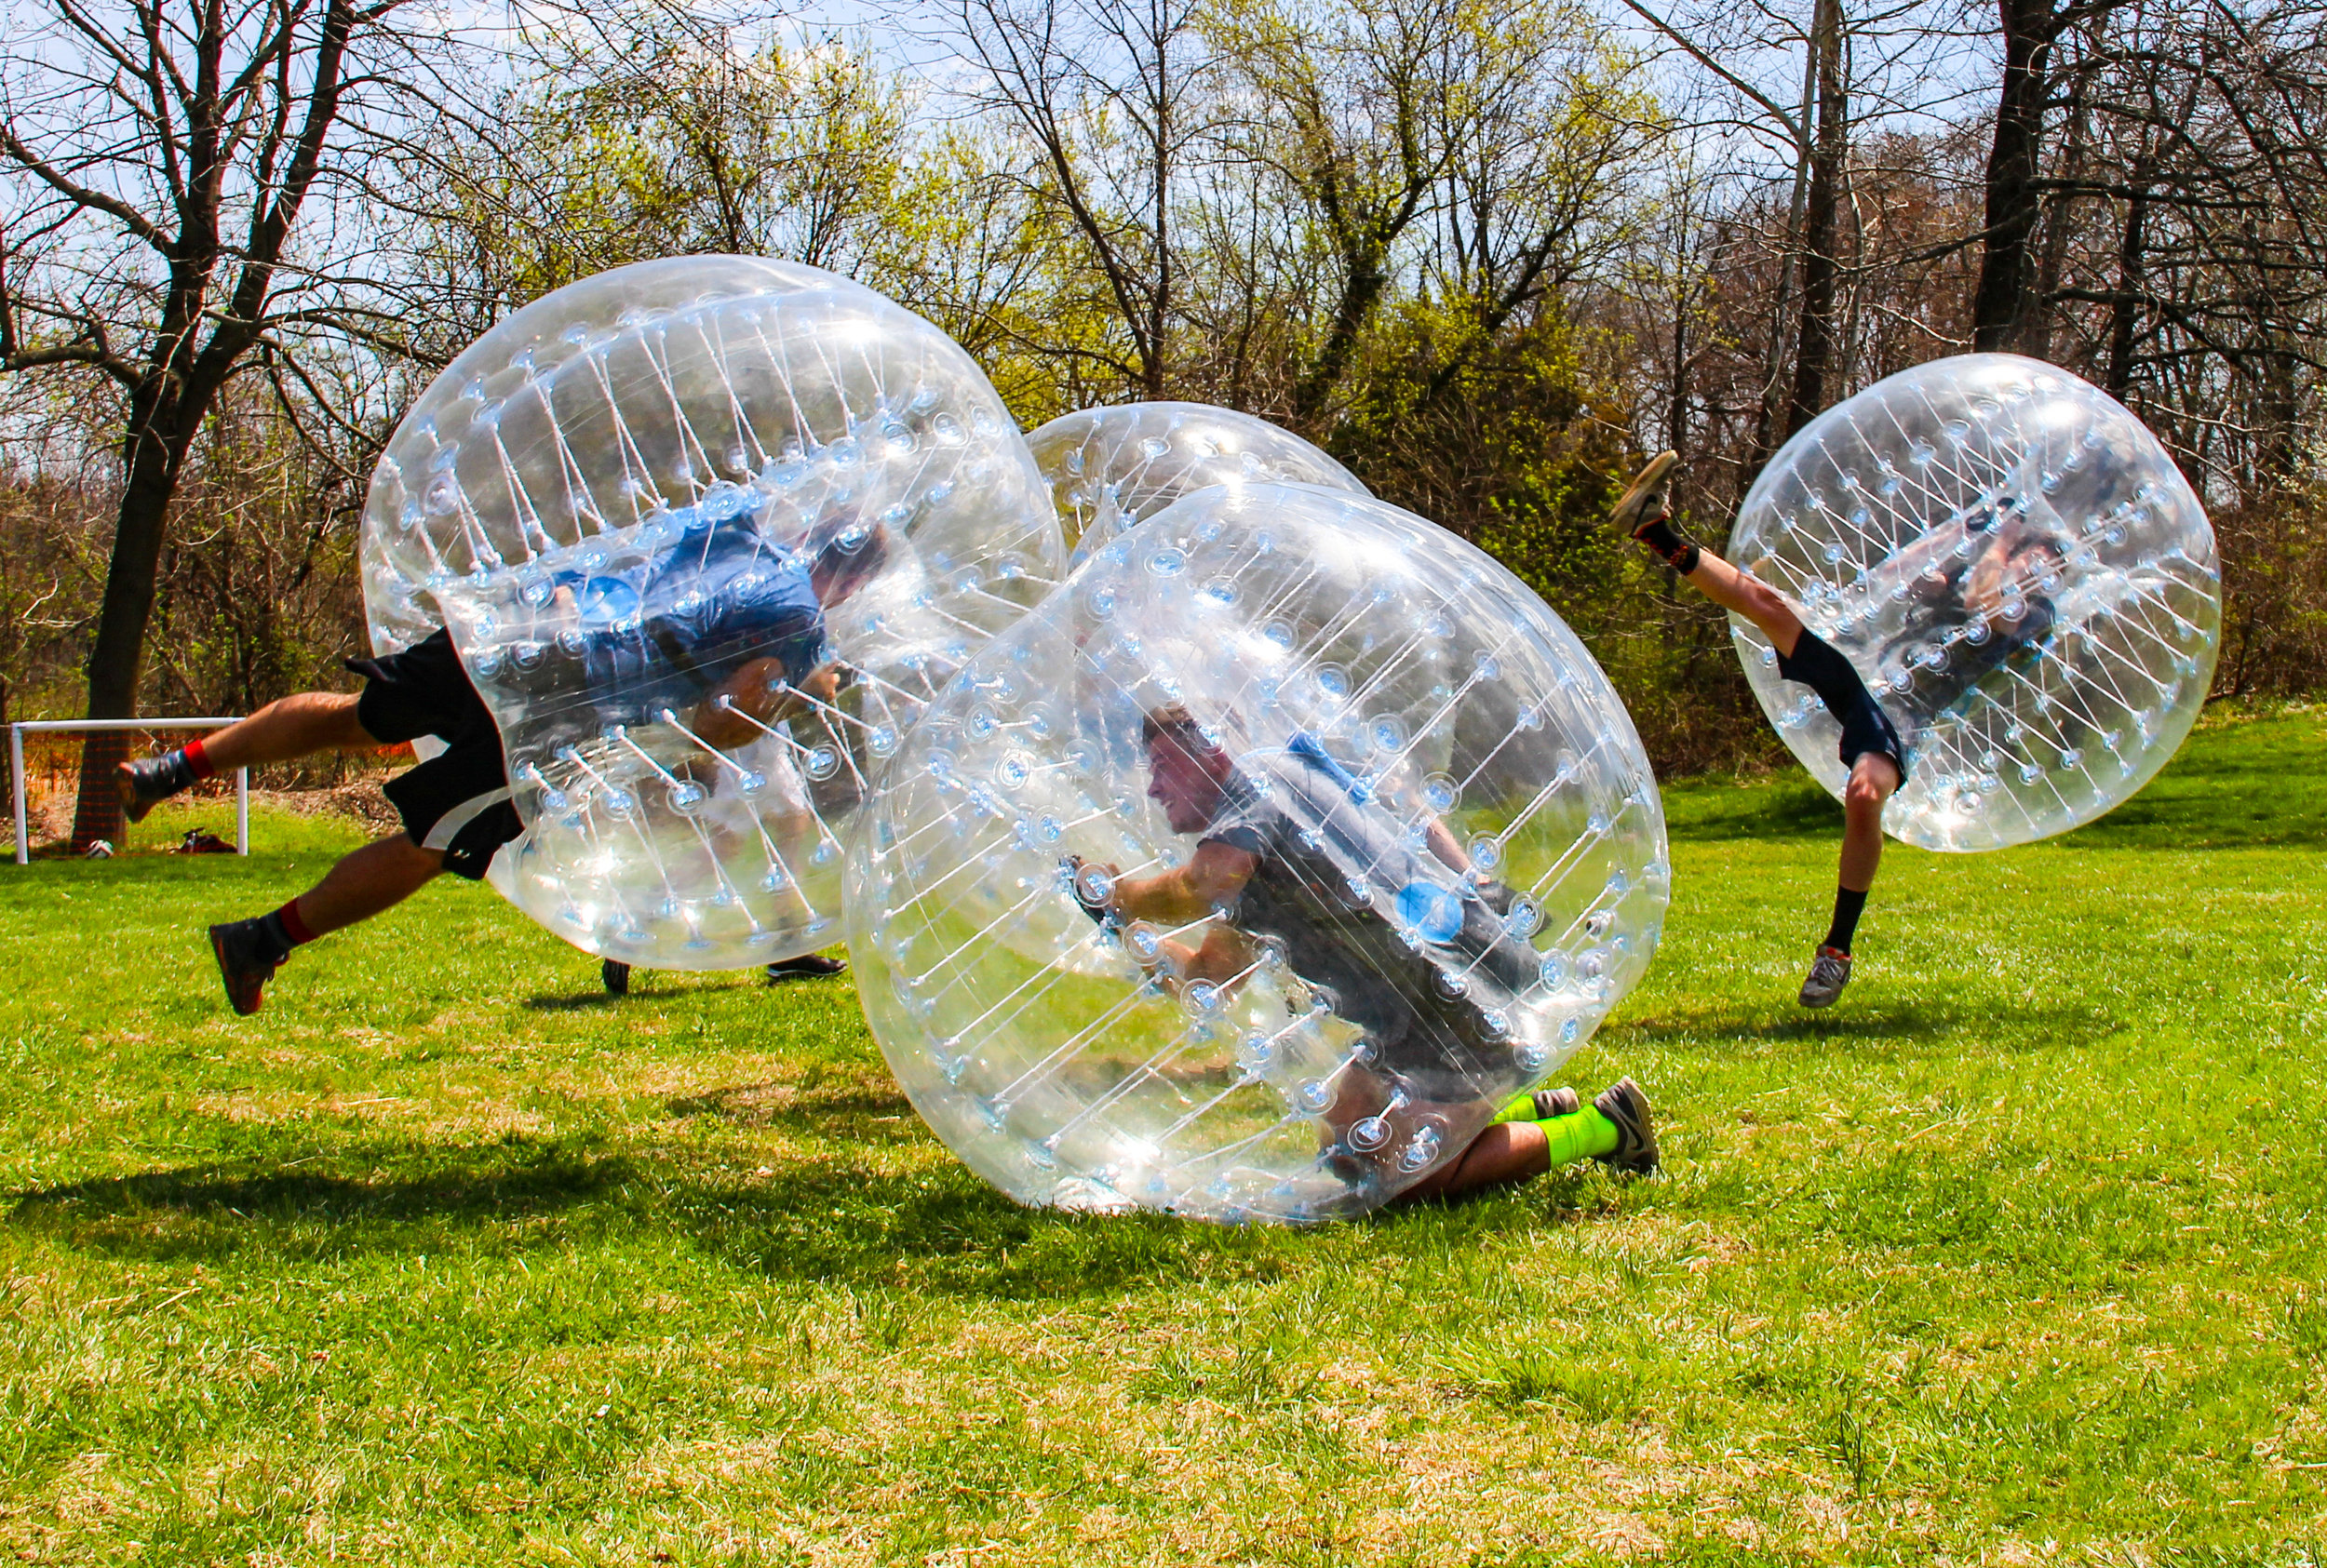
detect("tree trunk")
[1971,0,2058,353]
[2104,166,2152,399]
[1784,0,1847,436]
[1741,19,1827,493]
[1295,253,1388,422]
[69,385,192,851]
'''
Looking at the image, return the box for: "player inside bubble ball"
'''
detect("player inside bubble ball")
[1612,453,2067,1009]
[118,517,890,1014]
[1870,500,2067,727]
[1612,452,1900,1008]
[1065,704,1659,1200]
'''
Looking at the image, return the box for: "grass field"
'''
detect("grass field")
[2,706,2321,1565]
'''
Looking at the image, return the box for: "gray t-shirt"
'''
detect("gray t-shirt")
[1197,736,1537,1098]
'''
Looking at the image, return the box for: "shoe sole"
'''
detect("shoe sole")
[1611,451,1682,537]
[767,961,848,985]
[116,768,156,826]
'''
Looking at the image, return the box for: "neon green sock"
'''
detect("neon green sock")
[1490,1091,1540,1124]
[1539,1106,1620,1166]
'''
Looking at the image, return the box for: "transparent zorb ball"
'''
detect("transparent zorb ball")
[1025,402,1365,560]
[358,257,1061,967]
[1730,354,2220,851]
[843,484,1668,1223]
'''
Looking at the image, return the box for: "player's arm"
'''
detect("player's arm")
[1166,923,1258,985]
[693,658,841,748]
[1105,839,1260,925]
[1963,531,2019,621]
[1423,818,1469,874]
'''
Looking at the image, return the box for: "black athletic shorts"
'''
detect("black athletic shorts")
[345,629,522,880]
[1777,633,1910,784]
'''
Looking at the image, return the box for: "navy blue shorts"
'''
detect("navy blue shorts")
[345,630,522,880]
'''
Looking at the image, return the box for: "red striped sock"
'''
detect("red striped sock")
[276,899,317,947]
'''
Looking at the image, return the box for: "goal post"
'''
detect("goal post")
[11,718,249,865]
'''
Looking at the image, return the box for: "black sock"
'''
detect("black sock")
[1824,887,1868,955]
[1634,518,1700,573]
[252,910,298,964]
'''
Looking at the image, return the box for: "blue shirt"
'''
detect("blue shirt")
[568,516,831,720]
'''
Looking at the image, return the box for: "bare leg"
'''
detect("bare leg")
[291,833,445,936]
[1395,1120,1550,1201]
[1677,550,1806,659]
[1839,751,1901,892]
[199,692,375,771]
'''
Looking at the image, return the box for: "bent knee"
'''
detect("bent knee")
[387,833,450,871]
[1845,763,1899,811]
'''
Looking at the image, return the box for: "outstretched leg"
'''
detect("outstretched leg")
[1611,449,1806,653]
[1396,1079,1659,1202]
[120,693,375,823]
[209,833,444,1015]
[1616,452,1908,1008]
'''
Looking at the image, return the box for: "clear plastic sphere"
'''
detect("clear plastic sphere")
[1729,354,2220,851]
[1025,402,1365,559]
[844,484,1668,1223]
[358,257,1061,967]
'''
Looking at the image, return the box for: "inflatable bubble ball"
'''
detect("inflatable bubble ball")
[844,483,1669,1222]
[1729,353,2220,851]
[1025,402,1365,559]
[359,257,1061,968]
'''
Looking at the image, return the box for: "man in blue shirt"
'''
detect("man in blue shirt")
[120,515,887,1014]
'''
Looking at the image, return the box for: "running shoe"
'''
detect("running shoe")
[208,918,284,1016]
[1609,450,1682,539]
[1798,945,1852,1009]
[1530,1086,1581,1120]
[116,754,193,825]
[767,954,848,984]
[1592,1077,1660,1175]
[1491,1085,1581,1124]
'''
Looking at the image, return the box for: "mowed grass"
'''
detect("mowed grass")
[2,709,2322,1566]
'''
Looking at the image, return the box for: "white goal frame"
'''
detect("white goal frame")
[10,717,249,865]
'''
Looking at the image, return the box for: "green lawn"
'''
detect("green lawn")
[3,708,2321,1565]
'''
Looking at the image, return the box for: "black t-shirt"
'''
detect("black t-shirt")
[1883,503,2062,717]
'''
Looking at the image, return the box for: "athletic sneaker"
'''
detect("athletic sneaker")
[1798,945,1852,1009]
[208,918,286,1016]
[602,959,631,997]
[1609,450,1682,539]
[1492,1085,1582,1123]
[767,954,848,984]
[116,754,193,825]
[1592,1077,1660,1175]
[1530,1086,1581,1120]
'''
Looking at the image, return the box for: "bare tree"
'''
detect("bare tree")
[955,0,1217,399]
[0,0,445,844]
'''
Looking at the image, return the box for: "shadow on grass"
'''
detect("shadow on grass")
[1620,995,2118,1053]
[1662,776,1843,843]
[667,1078,914,1128]
[522,975,783,1011]
[9,1146,635,1257]
[1659,710,2327,853]
[2,1130,1298,1300]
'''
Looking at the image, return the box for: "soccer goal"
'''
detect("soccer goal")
[10,717,249,865]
